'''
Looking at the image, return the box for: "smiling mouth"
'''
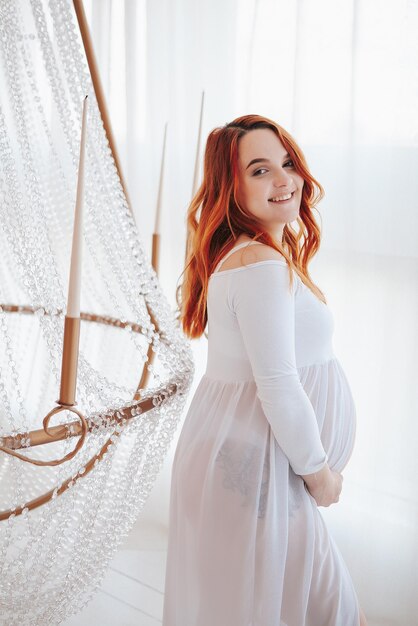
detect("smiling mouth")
[268,191,295,203]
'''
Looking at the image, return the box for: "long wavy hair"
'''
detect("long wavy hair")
[176,114,327,339]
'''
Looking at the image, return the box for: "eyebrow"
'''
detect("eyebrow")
[246,154,291,170]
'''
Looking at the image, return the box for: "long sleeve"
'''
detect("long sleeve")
[229,262,328,476]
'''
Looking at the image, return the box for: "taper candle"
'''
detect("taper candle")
[67,95,88,317]
[58,96,88,406]
[154,122,168,235]
[191,90,205,197]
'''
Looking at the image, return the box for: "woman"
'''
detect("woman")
[162,114,368,626]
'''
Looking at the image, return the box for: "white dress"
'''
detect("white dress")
[162,241,360,626]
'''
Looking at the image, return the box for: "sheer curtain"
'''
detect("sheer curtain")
[83,1,418,624]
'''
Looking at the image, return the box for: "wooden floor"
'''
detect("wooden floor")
[64,550,166,625]
[63,522,166,626]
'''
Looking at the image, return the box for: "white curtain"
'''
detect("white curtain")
[83,1,418,624]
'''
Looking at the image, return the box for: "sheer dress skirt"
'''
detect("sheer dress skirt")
[163,361,360,626]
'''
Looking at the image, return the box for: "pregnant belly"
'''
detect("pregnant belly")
[321,389,356,473]
[299,357,357,474]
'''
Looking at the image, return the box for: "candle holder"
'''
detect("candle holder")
[58,316,81,407]
[0,304,179,520]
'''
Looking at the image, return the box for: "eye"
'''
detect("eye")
[284,160,294,168]
[253,168,268,176]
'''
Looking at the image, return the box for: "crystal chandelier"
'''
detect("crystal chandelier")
[0,1,194,624]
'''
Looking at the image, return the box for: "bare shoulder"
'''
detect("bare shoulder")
[244,243,285,262]
[219,240,285,272]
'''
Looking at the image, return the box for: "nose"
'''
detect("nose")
[273,169,293,189]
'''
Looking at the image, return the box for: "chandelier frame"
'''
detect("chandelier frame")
[0,0,178,521]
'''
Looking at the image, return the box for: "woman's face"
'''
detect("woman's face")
[236,127,304,241]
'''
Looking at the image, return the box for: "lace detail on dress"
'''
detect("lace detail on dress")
[215,439,269,519]
[215,439,306,520]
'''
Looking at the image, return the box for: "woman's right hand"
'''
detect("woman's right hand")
[301,463,343,507]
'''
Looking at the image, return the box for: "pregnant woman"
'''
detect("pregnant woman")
[162,114,368,626]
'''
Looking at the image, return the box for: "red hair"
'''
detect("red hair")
[176,114,327,339]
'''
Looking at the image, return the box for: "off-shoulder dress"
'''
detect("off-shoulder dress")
[162,240,360,626]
